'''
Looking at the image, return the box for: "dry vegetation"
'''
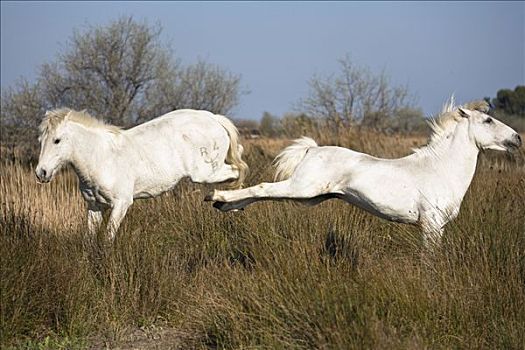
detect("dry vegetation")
[1,130,524,349]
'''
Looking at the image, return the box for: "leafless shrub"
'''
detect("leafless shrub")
[1,16,243,160]
[139,60,243,122]
[299,55,420,131]
[1,79,47,161]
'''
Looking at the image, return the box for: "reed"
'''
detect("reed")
[1,131,524,349]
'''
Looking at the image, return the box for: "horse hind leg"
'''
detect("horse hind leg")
[208,179,336,212]
[207,164,240,184]
[212,192,340,212]
[298,193,341,206]
[190,164,240,189]
[212,197,256,211]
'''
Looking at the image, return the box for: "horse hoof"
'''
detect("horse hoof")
[212,201,244,212]
[212,201,227,211]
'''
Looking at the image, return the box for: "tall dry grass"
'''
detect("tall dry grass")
[1,130,524,349]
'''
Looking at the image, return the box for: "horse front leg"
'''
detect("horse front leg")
[420,210,446,248]
[107,199,132,240]
[87,202,104,235]
[422,225,444,248]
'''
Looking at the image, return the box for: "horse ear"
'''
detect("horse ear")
[458,108,470,118]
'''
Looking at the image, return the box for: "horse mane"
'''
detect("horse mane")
[39,108,121,136]
[413,97,489,156]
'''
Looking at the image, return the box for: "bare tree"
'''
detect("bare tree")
[299,55,417,130]
[139,60,243,121]
[1,79,45,130]
[1,17,245,161]
[2,16,243,129]
[1,79,47,160]
[39,17,166,125]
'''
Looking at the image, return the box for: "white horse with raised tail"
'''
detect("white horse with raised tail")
[208,99,522,246]
[36,108,248,239]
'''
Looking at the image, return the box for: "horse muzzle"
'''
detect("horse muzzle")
[35,167,52,183]
[503,134,522,151]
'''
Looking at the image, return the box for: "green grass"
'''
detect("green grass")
[1,134,524,349]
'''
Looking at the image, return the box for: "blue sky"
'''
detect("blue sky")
[1,1,524,120]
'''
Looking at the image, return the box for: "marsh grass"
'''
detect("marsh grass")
[1,131,524,349]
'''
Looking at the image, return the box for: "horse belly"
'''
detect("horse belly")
[343,175,420,224]
[133,174,181,199]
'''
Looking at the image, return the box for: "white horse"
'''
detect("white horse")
[207,99,522,246]
[36,108,248,239]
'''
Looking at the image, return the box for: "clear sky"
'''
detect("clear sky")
[1,1,524,120]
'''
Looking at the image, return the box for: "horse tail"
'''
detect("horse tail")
[212,113,249,189]
[273,137,318,181]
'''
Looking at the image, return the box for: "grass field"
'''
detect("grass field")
[1,130,524,349]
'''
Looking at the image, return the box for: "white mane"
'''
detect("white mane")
[39,108,121,137]
[413,97,490,156]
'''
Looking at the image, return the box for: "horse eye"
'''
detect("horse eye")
[54,138,61,144]
[483,118,493,124]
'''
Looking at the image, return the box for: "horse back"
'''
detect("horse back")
[122,110,232,189]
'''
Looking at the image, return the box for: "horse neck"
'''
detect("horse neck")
[68,123,119,184]
[432,121,479,197]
